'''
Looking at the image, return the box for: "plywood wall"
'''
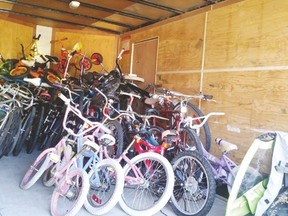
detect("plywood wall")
[120,0,288,163]
[0,17,35,59]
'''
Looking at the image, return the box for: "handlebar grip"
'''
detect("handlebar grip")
[58,93,70,104]
[203,94,213,100]
[117,48,125,59]
[215,138,235,146]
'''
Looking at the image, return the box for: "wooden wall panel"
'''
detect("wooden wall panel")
[120,0,288,164]
[120,14,205,74]
[205,0,288,69]
[0,18,34,59]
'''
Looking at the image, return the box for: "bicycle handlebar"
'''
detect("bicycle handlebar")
[50,37,68,43]
[155,88,213,101]
[33,34,41,40]
[117,48,125,60]
[133,112,169,121]
[184,112,225,130]
[57,90,112,137]
[120,91,141,99]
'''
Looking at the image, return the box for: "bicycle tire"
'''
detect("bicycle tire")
[119,152,174,216]
[42,162,57,187]
[13,106,36,156]
[147,125,164,144]
[3,108,22,156]
[104,120,124,158]
[45,115,65,149]
[84,158,124,215]
[170,151,216,216]
[9,66,29,79]
[26,105,45,153]
[173,102,211,152]
[20,148,54,190]
[43,68,61,86]
[7,112,22,155]
[75,56,92,71]
[50,168,89,216]
[0,111,13,158]
[178,127,203,155]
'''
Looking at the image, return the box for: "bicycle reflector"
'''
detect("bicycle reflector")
[181,106,187,113]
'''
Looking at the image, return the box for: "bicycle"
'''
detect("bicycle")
[169,111,247,216]
[0,82,36,156]
[50,38,92,76]
[146,88,214,152]
[87,84,175,216]
[121,106,218,216]
[20,88,124,216]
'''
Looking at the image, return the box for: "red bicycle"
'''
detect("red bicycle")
[50,38,92,75]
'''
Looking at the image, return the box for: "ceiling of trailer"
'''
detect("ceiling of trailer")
[0,0,226,34]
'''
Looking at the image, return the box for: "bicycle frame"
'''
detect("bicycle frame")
[201,143,238,186]
[50,37,69,74]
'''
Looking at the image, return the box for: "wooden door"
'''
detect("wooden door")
[131,38,158,90]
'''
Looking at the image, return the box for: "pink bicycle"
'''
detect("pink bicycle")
[19,86,124,216]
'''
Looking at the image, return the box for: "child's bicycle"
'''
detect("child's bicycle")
[19,87,124,216]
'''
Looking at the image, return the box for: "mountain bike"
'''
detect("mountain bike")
[147,88,214,152]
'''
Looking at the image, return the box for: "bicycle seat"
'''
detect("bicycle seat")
[145,97,158,105]
[23,77,51,88]
[216,138,238,153]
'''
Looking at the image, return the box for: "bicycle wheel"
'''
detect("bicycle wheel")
[170,151,216,216]
[42,162,57,187]
[84,158,124,215]
[50,168,89,216]
[147,125,164,144]
[13,106,36,156]
[119,152,174,216]
[20,148,54,190]
[0,111,13,157]
[9,66,29,79]
[26,105,45,153]
[43,113,64,149]
[178,127,203,155]
[104,120,124,158]
[43,68,61,86]
[90,52,103,65]
[75,57,92,71]
[3,107,22,156]
[173,102,211,151]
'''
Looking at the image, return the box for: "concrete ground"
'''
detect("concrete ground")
[0,150,227,216]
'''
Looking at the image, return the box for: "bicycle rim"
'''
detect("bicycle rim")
[20,149,52,190]
[84,159,124,215]
[50,169,89,216]
[9,66,29,78]
[119,152,174,216]
[173,102,211,151]
[178,127,203,155]
[170,151,216,216]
